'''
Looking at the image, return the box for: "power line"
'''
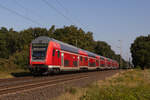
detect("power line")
[14,0,28,12]
[118,40,122,68]
[54,0,89,29]
[55,0,68,13]
[14,0,44,20]
[0,3,42,26]
[41,0,76,25]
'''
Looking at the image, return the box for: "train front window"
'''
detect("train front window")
[33,51,45,57]
[32,43,48,60]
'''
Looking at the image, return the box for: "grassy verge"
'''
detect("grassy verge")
[0,69,30,79]
[0,57,30,79]
[53,69,150,100]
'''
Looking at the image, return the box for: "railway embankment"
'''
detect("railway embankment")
[53,69,150,100]
[0,70,120,100]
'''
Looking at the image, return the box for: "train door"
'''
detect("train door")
[52,49,60,66]
[79,56,83,66]
[96,59,99,67]
[57,50,61,66]
[88,58,90,67]
[85,57,88,66]
[52,49,56,65]
[72,55,78,67]
[99,59,101,67]
[61,52,64,67]
[78,56,79,67]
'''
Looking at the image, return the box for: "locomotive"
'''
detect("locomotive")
[29,36,119,75]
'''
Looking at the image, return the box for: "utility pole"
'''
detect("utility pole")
[129,57,131,68]
[118,40,122,68]
[76,40,78,47]
[126,52,129,69]
[127,53,129,69]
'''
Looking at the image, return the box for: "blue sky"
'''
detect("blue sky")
[0,0,150,61]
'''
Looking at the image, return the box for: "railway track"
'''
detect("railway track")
[0,70,120,97]
[0,71,93,88]
[0,75,89,97]
[0,71,97,87]
[0,71,96,83]
[0,71,109,97]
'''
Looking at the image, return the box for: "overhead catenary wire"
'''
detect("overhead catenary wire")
[14,0,28,13]
[0,3,42,26]
[14,0,44,20]
[55,0,69,13]
[54,0,90,29]
[41,0,77,25]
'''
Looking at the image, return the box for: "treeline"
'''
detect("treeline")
[131,35,150,69]
[0,25,127,70]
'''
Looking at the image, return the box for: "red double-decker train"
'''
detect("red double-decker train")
[29,36,119,75]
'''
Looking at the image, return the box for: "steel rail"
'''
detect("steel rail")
[0,71,97,88]
[0,74,90,97]
[0,70,120,97]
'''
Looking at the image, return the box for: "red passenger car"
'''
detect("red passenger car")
[29,36,119,75]
[99,56,105,70]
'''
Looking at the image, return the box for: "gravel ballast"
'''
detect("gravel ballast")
[0,70,121,100]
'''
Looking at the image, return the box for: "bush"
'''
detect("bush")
[0,58,18,71]
[10,49,29,70]
[0,47,29,71]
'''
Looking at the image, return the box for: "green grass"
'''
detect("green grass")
[80,69,150,100]
[0,69,30,79]
[53,69,150,100]
[65,87,78,95]
[0,57,30,79]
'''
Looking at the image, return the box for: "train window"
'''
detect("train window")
[90,62,92,67]
[101,64,104,67]
[89,62,96,67]
[85,57,88,62]
[57,50,60,58]
[64,60,69,67]
[101,58,104,60]
[83,57,84,61]
[80,56,82,61]
[96,60,98,63]
[53,49,55,56]
[89,62,92,67]
[96,60,99,64]
[93,62,96,67]
[32,43,48,60]
[73,61,78,67]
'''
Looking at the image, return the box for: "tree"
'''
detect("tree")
[53,25,95,52]
[94,41,115,58]
[0,25,127,70]
[0,27,9,58]
[131,35,150,69]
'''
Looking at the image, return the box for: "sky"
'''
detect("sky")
[0,0,150,61]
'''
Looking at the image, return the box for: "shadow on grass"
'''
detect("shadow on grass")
[11,71,32,77]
